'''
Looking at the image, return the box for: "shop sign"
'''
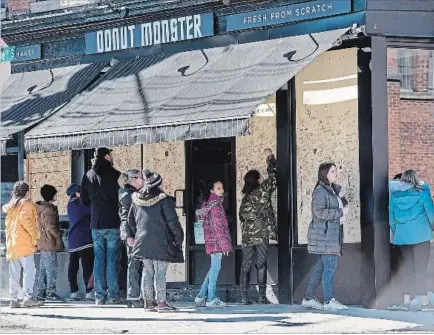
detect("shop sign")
[0,46,15,62]
[11,44,41,62]
[226,0,351,32]
[85,12,214,55]
[1,45,41,63]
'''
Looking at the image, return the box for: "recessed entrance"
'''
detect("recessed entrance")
[185,138,237,285]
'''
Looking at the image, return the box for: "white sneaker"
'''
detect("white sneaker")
[85,292,94,301]
[205,298,226,308]
[302,298,323,310]
[69,292,83,301]
[324,298,348,311]
[194,296,206,307]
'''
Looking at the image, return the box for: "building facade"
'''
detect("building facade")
[1,0,433,307]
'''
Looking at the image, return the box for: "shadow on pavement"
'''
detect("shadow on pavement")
[2,312,292,324]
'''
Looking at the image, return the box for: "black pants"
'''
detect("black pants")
[68,248,94,293]
[240,243,268,295]
[119,241,129,294]
[399,241,431,297]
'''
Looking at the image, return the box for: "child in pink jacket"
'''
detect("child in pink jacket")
[194,181,232,307]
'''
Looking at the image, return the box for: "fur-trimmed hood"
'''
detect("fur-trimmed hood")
[2,199,29,214]
[132,191,168,207]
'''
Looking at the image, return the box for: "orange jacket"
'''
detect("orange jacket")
[3,200,39,260]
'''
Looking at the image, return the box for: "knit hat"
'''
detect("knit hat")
[142,168,163,189]
[66,184,81,197]
[41,184,57,201]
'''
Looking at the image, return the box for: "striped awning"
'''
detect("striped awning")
[0,63,106,153]
[25,28,348,152]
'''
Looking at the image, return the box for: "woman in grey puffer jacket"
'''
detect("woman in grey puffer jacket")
[302,163,349,311]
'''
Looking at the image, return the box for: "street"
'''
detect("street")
[1,301,433,334]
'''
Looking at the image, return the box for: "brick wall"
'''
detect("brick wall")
[387,48,434,187]
[388,81,434,187]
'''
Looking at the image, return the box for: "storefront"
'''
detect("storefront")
[2,0,431,307]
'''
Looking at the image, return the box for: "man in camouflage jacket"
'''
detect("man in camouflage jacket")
[238,151,277,304]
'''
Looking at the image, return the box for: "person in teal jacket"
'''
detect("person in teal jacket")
[389,170,434,311]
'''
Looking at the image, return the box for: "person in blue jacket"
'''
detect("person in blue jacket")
[66,184,94,301]
[389,170,434,311]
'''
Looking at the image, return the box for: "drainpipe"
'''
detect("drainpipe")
[17,131,25,180]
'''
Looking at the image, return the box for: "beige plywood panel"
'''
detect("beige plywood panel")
[143,142,186,282]
[236,114,277,246]
[26,151,71,215]
[112,145,142,173]
[295,48,361,244]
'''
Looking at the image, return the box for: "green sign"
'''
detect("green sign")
[0,46,16,62]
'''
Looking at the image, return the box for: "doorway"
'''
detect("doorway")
[185,138,237,285]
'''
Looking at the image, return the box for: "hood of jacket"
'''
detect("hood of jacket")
[2,199,26,214]
[391,188,427,211]
[132,191,167,207]
[389,181,413,193]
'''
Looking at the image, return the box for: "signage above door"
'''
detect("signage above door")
[1,44,41,63]
[85,12,214,55]
[226,0,351,32]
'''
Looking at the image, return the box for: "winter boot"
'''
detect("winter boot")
[258,285,271,304]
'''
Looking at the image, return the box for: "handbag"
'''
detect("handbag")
[194,217,205,245]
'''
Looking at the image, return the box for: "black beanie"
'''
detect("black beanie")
[41,184,57,201]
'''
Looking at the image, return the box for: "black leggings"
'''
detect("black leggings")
[68,248,94,293]
[399,241,431,297]
[240,243,268,292]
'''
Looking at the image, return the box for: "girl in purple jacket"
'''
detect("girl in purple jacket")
[194,181,233,307]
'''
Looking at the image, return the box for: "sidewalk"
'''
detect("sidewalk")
[1,301,433,334]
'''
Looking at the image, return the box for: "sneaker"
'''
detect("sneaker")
[194,296,206,307]
[144,300,157,311]
[85,292,94,301]
[323,298,348,311]
[158,301,177,313]
[302,298,323,310]
[205,298,226,308]
[22,297,44,308]
[69,292,83,301]
[46,293,66,303]
[95,299,106,306]
[127,300,144,308]
[9,300,21,309]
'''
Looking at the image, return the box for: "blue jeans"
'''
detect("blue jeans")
[305,254,338,302]
[199,253,222,301]
[92,229,121,301]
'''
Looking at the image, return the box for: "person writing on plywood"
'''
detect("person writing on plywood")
[239,149,277,305]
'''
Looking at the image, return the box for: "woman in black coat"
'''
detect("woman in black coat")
[128,169,184,312]
[302,163,349,311]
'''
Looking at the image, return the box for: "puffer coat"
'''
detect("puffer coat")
[307,181,347,256]
[196,193,232,255]
[128,189,184,263]
[3,200,39,260]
